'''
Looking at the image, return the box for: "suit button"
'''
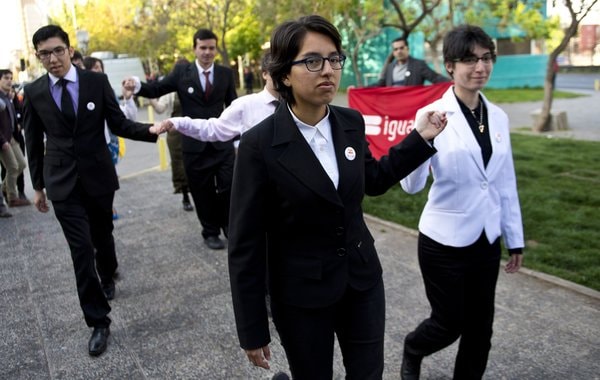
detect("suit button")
[335,227,344,236]
[337,248,346,257]
[481,182,488,190]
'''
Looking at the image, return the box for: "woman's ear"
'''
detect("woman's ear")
[445,62,454,78]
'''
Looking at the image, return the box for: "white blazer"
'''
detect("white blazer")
[401,87,524,249]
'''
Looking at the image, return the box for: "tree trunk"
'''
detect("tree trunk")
[533,56,557,132]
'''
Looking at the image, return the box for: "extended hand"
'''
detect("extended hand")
[121,78,136,92]
[415,111,447,141]
[245,345,271,370]
[121,86,134,100]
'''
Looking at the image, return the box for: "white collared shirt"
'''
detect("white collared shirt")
[290,105,339,189]
[171,88,279,143]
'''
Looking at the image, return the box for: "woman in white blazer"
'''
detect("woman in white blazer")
[399,25,524,380]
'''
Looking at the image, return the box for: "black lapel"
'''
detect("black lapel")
[329,106,361,199]
[273,105,343,207]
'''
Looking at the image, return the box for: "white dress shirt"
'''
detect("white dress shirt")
[170,88,279,143]
[290,105,339,189]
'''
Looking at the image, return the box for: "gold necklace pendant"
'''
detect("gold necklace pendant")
[470,102,485,133]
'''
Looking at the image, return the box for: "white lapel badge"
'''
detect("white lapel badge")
[345,147,356,161]
[187,87,194,94]
[87,102,95,111]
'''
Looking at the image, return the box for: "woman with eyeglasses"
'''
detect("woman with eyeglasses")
[399,25,524,379]
[228,15,447,379]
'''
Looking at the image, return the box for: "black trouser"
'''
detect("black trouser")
[271,279,385,380]
[52,182,115,328]
[183,146,234,239]
[404,232,501,380]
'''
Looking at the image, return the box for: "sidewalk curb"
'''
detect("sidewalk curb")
[363,213,600,301]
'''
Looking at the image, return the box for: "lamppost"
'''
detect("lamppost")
[76,29,89,55]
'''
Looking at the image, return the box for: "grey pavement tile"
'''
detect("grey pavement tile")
[0,308,48,378]
[4,169,600,380]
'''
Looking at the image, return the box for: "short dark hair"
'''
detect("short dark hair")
[83,56,104,72]
[443,24,496,64]
[392,37,408,47]
[193,29,218,48]
[0,69,12,78]
[260,52,271,74]
[32,25,70,50]
[72,50,83,61]
[269,15,342,105]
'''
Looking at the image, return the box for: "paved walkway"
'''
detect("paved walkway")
[1,84,599,379]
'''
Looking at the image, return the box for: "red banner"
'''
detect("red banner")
[348,82,452,159]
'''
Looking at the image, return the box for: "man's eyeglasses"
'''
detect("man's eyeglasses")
[453,53,496,66]
[291,54,346,72]
[36,46,68,61]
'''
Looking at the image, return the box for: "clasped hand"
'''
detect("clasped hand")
[149,119,174,135]
[415,111,448,141]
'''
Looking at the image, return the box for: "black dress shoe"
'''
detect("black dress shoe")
[271,372,290,380]
[182,200,194,211]
[401,351,423,380]
[204,236,225,250]
[0,208,12,218]
[102,282,115,300]
[88,327,110,356]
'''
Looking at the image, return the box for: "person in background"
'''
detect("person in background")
[124,28,238,250]
[551,57,559,88]
[23,24,158,357]
[1,85,30,204]
[399,25,524,380]
[375,37,449,87]
[244,66,254,94]
[0,69,29,207]
[71,50,85,69]
[152,53,279,147]
[228,15,447,379]
[83,56,137,219]
[0,177,12,217]
[147,58,194,212]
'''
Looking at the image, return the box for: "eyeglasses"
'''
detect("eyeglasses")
[36,46,68,61]
[291,54,346,72]
[453,53,495,66]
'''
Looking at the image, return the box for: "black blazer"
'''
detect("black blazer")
[137,63,237,153]
[23,68,157,201]
[376,56,449,86]
[228,104,436,349]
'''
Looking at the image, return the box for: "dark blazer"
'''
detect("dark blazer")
[23,68,157,201]
[376,56,449,87]
[137,63,237,153]
[228,104,436,349]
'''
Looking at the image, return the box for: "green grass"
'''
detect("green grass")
[363,134,600,291]
[483,87,583,103]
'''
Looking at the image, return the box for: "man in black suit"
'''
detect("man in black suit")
[124,28,237,250]
[23,25,158,356]
[375,37,449,86]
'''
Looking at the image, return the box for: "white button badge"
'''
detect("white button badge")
[345,147,356,161]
